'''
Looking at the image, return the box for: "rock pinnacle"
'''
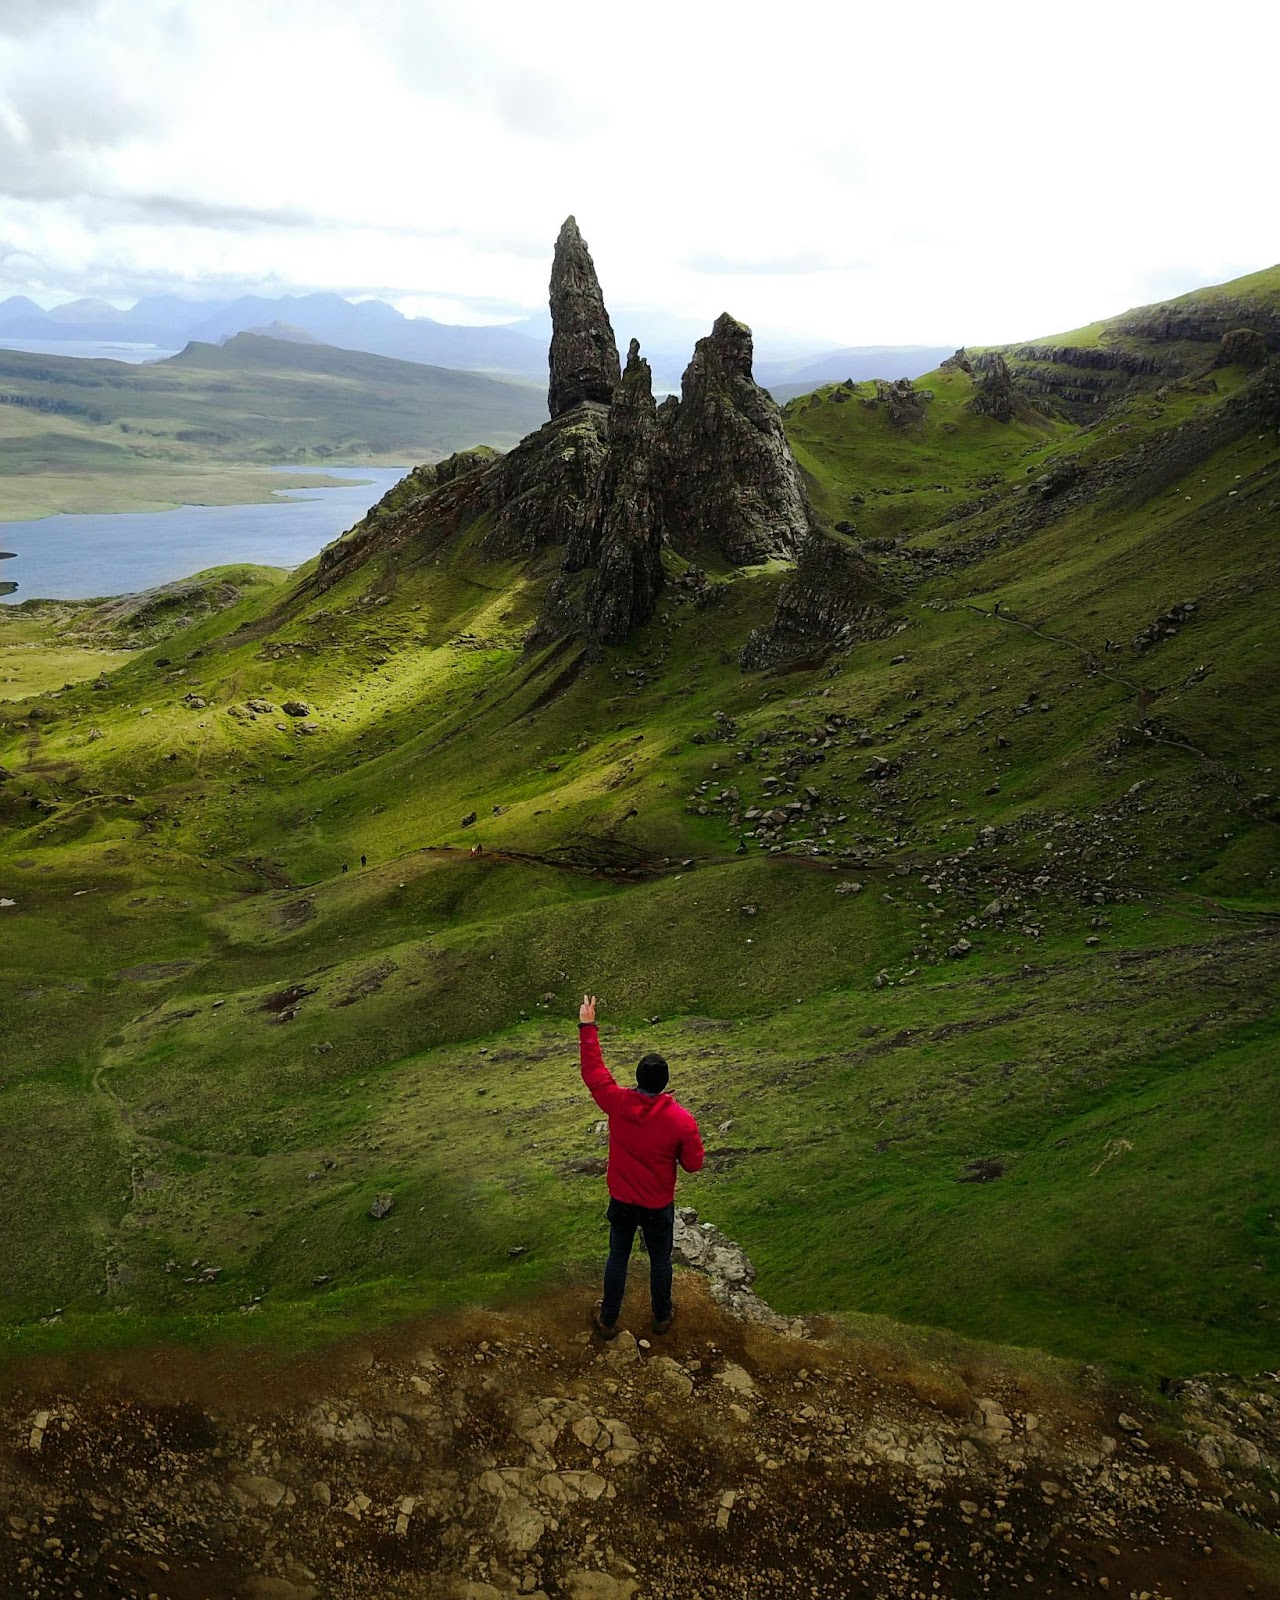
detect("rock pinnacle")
[547,216,621,420]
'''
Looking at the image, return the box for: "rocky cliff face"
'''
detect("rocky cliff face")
[547,216,621,420]
[741,529,895,669]
[579,340,667,644]
[660,314,813,565]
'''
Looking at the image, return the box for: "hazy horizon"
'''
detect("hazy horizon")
[1,1,1276,350]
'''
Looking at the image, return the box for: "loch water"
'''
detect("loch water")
[0,467,408,603]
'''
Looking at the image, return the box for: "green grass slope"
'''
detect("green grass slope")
[0,306,1276,1383]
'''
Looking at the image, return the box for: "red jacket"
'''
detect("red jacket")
[579,1023,704,1208]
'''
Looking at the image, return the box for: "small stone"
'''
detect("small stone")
[368,1192,395,1220]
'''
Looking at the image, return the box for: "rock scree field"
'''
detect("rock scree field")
[0,222,1277,1598]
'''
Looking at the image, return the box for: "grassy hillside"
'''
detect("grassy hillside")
[0,269,1276,1386]
[0,333,548,521]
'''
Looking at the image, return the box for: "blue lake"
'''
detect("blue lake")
[0,467,410,604]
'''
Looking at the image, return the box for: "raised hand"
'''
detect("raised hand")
[579,993,597,1025]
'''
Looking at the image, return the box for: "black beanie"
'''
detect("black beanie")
[636,1052,669,1093]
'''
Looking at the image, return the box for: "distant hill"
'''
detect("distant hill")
[0,290,959,396]
[0,291,550,380]
[0,332,549,505]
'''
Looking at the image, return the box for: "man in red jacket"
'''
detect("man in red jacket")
[578,993,705,1338]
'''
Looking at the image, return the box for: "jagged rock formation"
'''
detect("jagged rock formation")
[939,346,974,374]
[1214,327,1270,369]
[547,216,620,419]
[741,530,895,669]
[314,220,813,648]
[660,314,812,565]
[863,376,927,427]
[969,350,1019,421]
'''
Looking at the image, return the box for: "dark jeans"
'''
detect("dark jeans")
[601,1196,674,1325]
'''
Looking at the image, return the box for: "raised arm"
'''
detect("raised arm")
[578,993,629,1114]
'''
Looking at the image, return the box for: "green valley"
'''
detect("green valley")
[0,236,1277,1404]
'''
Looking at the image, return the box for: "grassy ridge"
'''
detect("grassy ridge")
[0,279,1277,1378]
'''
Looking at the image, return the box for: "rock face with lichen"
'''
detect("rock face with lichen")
[579,340,667,644]
[1214,327,1269,371]
[547,216,621,420]
[741,529,895,669]
[660,313,812,565]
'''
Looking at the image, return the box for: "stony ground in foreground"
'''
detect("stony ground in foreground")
[2,1277,1277,1600]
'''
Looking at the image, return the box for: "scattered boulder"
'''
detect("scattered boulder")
[282,700,310,717]
[368,1193,395,1220]
[1132,599,1196,651]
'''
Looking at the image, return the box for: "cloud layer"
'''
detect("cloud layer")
[2,0,1276,346]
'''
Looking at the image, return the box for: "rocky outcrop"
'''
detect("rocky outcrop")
[1116,294,1280,350]
[314,222,816,649]
[1214,327,1270,370]
[968,351,1019,422]
[940,347,974,374]
[863,376,928,428]
[547,216,620,420]
[660,314,812,565]
[672,1207,808,1335]
[741,530,894,669]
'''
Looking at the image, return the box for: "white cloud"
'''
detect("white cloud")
[0,0,1276,346]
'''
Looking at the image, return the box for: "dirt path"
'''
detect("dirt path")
[3,1279,1277,1600]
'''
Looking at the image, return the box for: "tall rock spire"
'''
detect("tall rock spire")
[547,216,620,419]
[582,339,666,642]
[660,313,812,564]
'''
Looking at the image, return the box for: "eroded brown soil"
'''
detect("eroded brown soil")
[2,1281,1277,1600]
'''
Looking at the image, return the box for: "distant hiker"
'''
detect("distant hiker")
[577,993,704,1338]
[470,842,484,858]
[341,862,348,873]
[360,853,368,867]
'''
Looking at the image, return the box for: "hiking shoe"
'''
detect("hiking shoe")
[593,1305,619,1340]
[652,1307,675,1335]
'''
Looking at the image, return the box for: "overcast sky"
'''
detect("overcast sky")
[1,0,1276,348]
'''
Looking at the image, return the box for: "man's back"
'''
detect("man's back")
[579,1021,703,1208]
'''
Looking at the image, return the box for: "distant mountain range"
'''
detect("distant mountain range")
[0,292,953,396]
